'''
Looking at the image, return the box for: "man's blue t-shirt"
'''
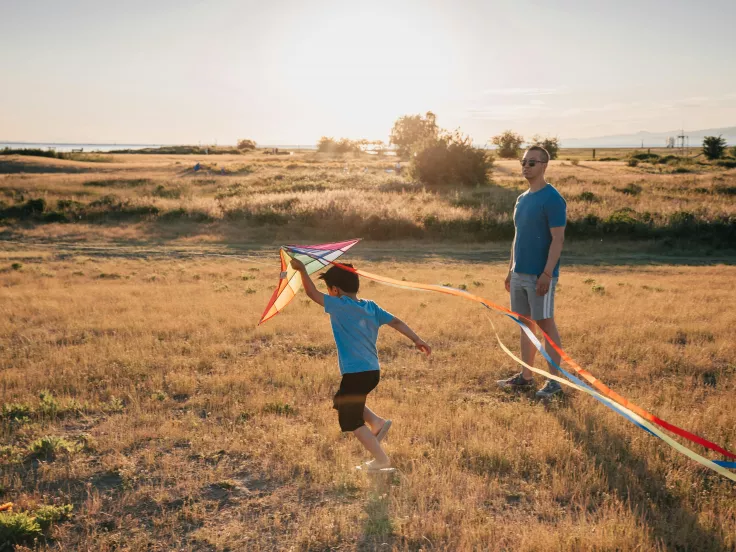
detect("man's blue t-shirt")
[323,295,395,374]
[512,184,567,277]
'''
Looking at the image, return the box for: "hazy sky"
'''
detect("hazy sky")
[1,0,734,144]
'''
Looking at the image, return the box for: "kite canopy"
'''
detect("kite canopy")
[258,239,360,325]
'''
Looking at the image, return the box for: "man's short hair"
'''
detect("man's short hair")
[526,145,550,163]
[319,263,359,293]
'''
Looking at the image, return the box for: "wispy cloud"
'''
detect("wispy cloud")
[467,103,552,120]
[482,87,568,96]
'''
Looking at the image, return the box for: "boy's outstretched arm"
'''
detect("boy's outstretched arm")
[290,258,325,307]
[387,317,431,357]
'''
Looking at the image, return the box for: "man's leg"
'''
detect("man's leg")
[519,320,538,380]
[536,317,561,376]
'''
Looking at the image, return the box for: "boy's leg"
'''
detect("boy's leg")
[363,406,386,434]
[353,426,390,468]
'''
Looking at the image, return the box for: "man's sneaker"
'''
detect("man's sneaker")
[497,372,534,390]
[535,380,563,399]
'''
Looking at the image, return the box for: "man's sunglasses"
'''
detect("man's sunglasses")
[520,159,547,167]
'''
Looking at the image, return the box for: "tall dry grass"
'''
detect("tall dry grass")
[1,152,734,245]
[1,247,734,550]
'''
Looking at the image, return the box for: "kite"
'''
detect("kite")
[258,239,360,325]
[259,240,736,481]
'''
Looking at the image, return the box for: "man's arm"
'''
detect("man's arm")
[536,226,565,296]
[387,317,431,357]
[290,258,325,307]
[505,235,515,292]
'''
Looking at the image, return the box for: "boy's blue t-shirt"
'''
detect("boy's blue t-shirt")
[323,295,394,374]
[512,184,567,277]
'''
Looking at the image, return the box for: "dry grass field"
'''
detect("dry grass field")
[1,151,735,551]
[1,149,734,247]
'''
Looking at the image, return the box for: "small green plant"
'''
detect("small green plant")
[577,191,600,202]
[11,262,23,271]
[0,511,43,545]
[592,284,606,295]
[627,158,639,167]
[28,436,77,460]
[104,396,125,413]
[96,273,122,279]
[262,402,297,416]
[38,390,59,418]
[614,183,642,196]
[1,402,33,423]
[33,504,73,531]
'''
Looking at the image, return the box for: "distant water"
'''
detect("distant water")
[0,142,164,153]
[1,142,403,154]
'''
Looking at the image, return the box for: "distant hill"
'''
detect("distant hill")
[561,126,736,148]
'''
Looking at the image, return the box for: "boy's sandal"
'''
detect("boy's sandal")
[375,420,392,443]
[355,461,394,472]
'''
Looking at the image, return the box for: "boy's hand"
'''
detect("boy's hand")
[414,339,432,357]
[290,258,306,272]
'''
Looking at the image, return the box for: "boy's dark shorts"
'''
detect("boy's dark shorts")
[333,370,380,432]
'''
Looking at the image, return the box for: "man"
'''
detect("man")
[497,146,567,398]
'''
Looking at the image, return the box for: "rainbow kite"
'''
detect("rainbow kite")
[259,240,736,481]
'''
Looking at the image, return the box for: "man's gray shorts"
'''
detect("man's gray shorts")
[510,272,558,320]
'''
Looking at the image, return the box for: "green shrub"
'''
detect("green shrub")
[263,402,297,416]
[83,178,151,187]
[316,137,361,154]
[28,436,77,460]
[702,135,727,160]
[1,402,32,422]
[631,152,659,162]
[716,159,736,169]
[530,136,559,160]
[390,112,439,157]
[614,183,643,196]
[151,184,182,199]
[0,147,59,159]
[38,391,59,418]
[490,130,524,159]
[627,158,639,167]
[411,131,492,187]
[236,138,256,150]
[0,511,43,545]
[33,504,73,531]
[577,191,600,202]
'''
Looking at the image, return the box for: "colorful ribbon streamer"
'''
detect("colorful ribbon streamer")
[282,246,735,479]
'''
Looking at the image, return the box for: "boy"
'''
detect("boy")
[290,258,431,471]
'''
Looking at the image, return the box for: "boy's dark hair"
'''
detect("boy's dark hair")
[526,145,550,163]
[319,263,359,293]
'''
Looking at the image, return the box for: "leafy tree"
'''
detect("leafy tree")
[389,112,439,158]
[702,135,727,160]
[411,130,493,187]
[236,139,256,150]
[491,130,524,159]
[316,137,361,154]
[530,135,559,160]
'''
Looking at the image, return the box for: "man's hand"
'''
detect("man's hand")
[290,258,306,272]
[504,272,512,293]
[536,273,551,296]
[414,339,432,357]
